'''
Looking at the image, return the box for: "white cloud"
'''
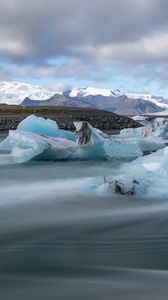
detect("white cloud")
[92,32,168,63]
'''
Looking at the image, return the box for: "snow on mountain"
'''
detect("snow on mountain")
[145,109,168,116]
[125,93,168,109]
[69,87,116,98]
[0,81,62,105]
[68,87,168,109]
[1,81,168,113]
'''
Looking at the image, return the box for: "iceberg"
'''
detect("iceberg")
[73,121,106,160]
[8,131,49,163]
[1,115,168,164]
[6,130,76,163]
[131,115,150,126]
[118,118,168,139]
[0,115,76,163]
[99,146,168,197]
[103,139,143,159]
[18,115,76,141]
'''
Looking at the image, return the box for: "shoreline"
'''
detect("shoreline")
[0,106,140,131]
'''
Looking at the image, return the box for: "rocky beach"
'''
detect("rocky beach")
[0,105,140,131]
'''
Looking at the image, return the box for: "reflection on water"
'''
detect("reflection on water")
[0,133,168,299]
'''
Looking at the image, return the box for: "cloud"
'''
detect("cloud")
[0,67,10,80]
[10,61,110,83]
[90,32,168,64]
[0,0,168,64]
[0,0,168,96]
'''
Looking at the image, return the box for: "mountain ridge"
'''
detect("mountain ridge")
[1,81,168,115]
[21,93,164,115]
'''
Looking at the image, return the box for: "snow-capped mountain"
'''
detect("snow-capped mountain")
[68,88,168,110]
[125,93,168,109]
[145,109,168,116]
[0,81,61,104]
[1,81,168,115]
[69,87,116,98]
[22,91,164,115]
[67,87,168,110]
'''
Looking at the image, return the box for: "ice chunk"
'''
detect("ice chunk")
[74,121,106,146]
[101,165,153,196]
[75,122,92,145]
[0,135,11,151]
[119,118,168,139]
[131,115,151,126]
[103,139,143,159]
[100,147,168,197]
[1,117,167,164]
[160,147,168,173]
[18,115,75,141]
[73,121,106,160]
[8,130,49,163]
[6,130,76,163]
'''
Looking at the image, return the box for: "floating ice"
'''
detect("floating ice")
[103,139,143,159]
[7,130,76,163]
[18,115,75,141]
[100,146,168,197]
[73,121,106,160]
[9,131,48,163]
[1,115,168,164]
[131,115,150,126]
[119,118,168,139]
[74,121,107,146]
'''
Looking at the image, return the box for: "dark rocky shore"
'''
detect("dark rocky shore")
[0,105,140,131]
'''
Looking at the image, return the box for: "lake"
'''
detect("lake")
[0,132,168,300]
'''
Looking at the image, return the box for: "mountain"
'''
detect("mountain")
[144,109,168,116]
[125,92,168,109]
[22,94,68,107]
[0,81,59,104]
[1,81,168,115]
[21,92,164,115]
[68,87,116,97]
[67,87,168,110]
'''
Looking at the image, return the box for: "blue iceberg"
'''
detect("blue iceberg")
[18,115,76,141]
[1,115,168,164]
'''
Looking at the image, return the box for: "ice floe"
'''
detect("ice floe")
[1,114,168,197]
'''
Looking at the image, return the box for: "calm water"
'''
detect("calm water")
[0,132,168,299]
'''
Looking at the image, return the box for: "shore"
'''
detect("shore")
[0,105,140,131]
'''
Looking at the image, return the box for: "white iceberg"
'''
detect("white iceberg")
[100,146,168,197]
[131,115,150,126]
[118,118,168,139]
[6,130,76,163]
[74,121,165,160]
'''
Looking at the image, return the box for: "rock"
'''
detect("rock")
[0,107,140,131]
[75,122,92,145]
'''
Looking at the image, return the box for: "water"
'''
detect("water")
[0,132,168,299]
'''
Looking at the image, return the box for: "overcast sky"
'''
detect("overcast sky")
[0,0,168,95]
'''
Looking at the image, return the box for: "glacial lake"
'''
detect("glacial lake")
[1,131,168,300]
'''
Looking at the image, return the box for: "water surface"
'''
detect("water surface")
[0,132,168,299]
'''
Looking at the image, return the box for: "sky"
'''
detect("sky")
[0,0,168,96]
